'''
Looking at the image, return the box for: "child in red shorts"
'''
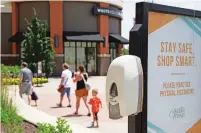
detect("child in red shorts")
[88,88,102,128]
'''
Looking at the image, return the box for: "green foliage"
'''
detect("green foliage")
[36,118,72,133]
[21,8,55,76]
[1,64,20,77]
[1,64,48,85]
[122,47,129,55]
[1,84,24,133]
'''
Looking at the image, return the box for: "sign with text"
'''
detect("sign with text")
[148,11,201,133]
[92,6,122,19]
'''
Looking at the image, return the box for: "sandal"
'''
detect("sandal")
[94,125,99,128]
[74,112,78,115]
[87,113,91,117]
[57,103,62,107]
[67,105,72,108]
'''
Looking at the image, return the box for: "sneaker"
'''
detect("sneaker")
[67,105,72,108]
[87,124,94,128]
[57,103,62,107]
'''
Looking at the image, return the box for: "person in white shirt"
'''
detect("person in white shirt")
[57,63,72,107]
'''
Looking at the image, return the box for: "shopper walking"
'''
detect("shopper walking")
[57,63,72,107]
[19,62,33,105]
[73,65,91,116]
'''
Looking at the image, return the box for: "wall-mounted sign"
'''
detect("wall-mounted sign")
[92,6,122,19]
[148,11,201,133]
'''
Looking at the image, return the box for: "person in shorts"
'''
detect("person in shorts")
[73,66,91,116]
[57,63,72,107]
[88,88,102,128]
[19,62,33,105]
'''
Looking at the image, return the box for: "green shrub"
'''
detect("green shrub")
[36,118,72,133]
[1,64,20,77]
[2,77,48,85]
[32,77,48,84]
[1,64,48,85]
[1,84,24,133]
[1,66,24,132]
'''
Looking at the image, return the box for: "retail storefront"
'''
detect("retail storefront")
[1,1,129,76]
[64,42,97,74]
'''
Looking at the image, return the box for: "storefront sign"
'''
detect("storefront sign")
[148,11,201,133]
[92,6,122,19]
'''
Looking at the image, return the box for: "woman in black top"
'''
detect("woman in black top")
[73,66,91,116]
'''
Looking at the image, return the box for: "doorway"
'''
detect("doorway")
[64,42,97,75]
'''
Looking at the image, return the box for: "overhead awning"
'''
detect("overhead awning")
[8,31,50,43]
[109,34,129,44]
[66,34,104,42]
[8,32,24,43]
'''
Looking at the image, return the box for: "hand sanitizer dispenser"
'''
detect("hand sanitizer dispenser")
[106,55,143,120]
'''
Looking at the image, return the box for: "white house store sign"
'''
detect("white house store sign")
[92,6,123,19]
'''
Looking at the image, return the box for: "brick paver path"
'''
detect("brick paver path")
[22,76,127,133]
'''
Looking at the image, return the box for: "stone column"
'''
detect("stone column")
[97,3,110,75]
[97,55,110,76]
[10,2,19,64]
[50,1,64,75]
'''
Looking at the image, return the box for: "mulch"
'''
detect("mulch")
[1,120,37,133]
[1,123,6,133]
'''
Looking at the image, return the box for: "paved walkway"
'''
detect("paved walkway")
[21,77,127,133]
[8,86,102,133]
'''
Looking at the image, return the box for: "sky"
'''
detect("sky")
[121,0,201,48]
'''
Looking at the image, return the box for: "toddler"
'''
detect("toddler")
[88,89,102,128]
[31,87,38,106]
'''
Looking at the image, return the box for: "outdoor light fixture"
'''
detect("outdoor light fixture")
[104,37,107,48]
[54,35,59,48]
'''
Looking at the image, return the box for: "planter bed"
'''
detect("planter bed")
[1,120,37,133]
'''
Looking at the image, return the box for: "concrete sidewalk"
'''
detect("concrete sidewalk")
[19,77,128,133]
[8,88,102,133]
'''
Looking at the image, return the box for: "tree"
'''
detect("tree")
[21,8,55,76]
